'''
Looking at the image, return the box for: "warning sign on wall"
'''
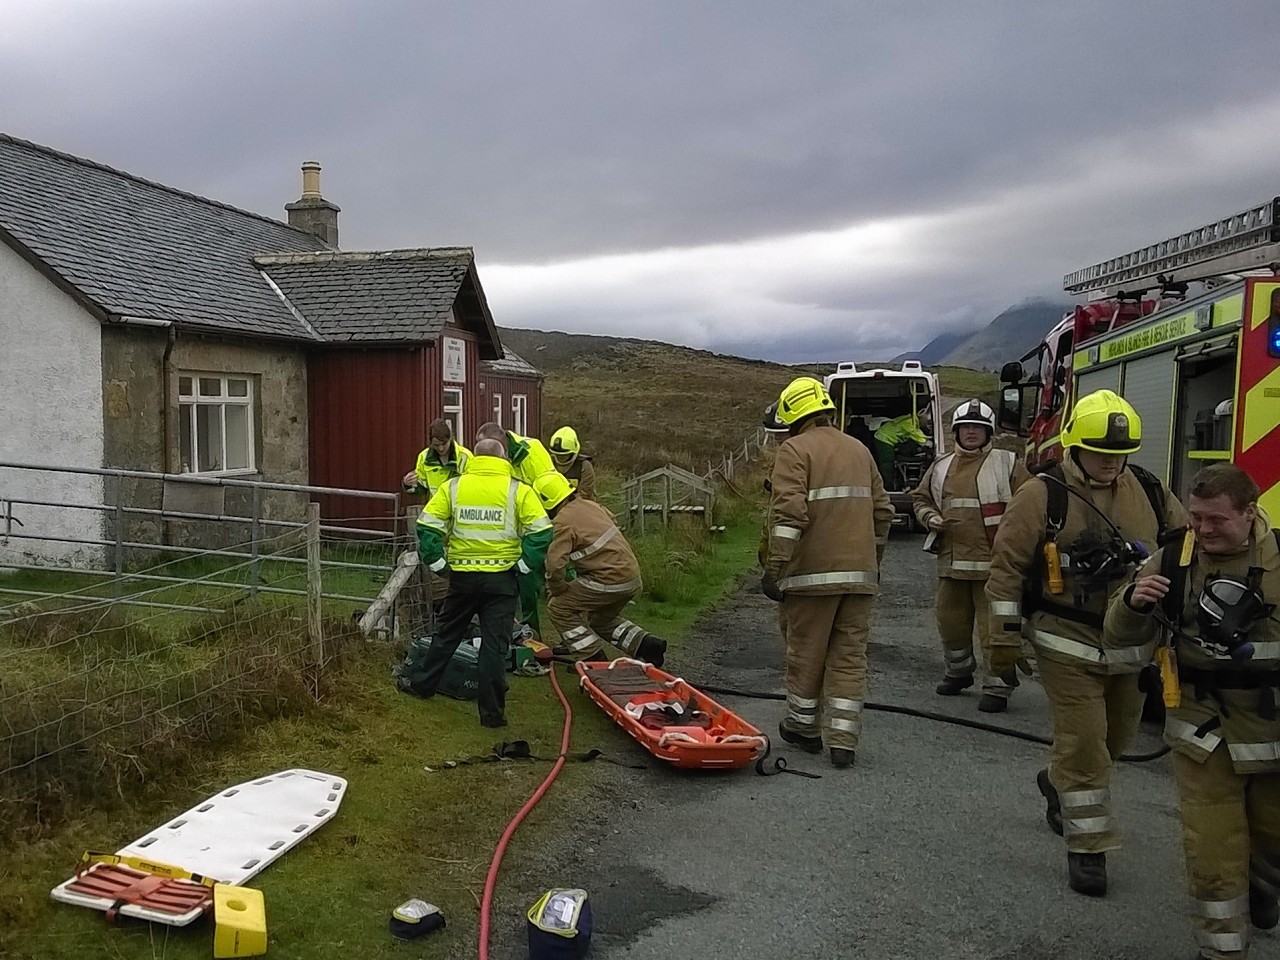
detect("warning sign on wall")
[443,337,466,383]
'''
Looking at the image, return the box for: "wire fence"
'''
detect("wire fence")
[0,462,407,836]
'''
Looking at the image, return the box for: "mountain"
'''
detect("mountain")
[891,330,971,366]
[939,297,1072,371]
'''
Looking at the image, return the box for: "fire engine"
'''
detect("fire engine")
[999,196,1280,516]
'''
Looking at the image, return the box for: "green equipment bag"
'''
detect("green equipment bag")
[393,629,540,701]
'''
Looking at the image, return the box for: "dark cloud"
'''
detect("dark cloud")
[2,0,1279,361]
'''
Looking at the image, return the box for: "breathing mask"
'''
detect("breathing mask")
[1195,571,1273,663]
[1065,531,1148,591]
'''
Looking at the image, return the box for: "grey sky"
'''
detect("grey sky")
[4,0,1279,362]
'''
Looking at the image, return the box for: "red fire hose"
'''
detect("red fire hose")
[477,662,573,960]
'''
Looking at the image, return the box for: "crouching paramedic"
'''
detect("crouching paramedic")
[912,398,1030,712]
[985,389,1185,896]
[1104,463,1280,960]
[535,472,667,667]
[414,438,553,727]
[763,376,893,769]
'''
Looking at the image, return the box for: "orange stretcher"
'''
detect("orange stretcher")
[575,658,768,769]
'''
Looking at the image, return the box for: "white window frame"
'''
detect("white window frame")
[492,392,503,428]
[443,387,464,443]
[511,394,527,435]
[177,372,256,476]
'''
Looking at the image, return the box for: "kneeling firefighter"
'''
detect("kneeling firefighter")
[985,389,1186,896]
[763,377,894,769]
[911,399,1031,712]
[535,472,667,667]
[1104,463,1280,960]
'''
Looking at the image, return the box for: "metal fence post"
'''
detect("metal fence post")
[249,485,261,598]
[113,471,124,596]
[306,502,324,689]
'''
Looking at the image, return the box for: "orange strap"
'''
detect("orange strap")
[66,864,214,921]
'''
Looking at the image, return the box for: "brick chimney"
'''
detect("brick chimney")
[285,161,340,247]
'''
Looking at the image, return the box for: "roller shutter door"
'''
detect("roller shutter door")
[1121,353,1176,478]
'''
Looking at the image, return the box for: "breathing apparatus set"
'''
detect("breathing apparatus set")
[1034,467,1155,611]
[1146,526,1280,722]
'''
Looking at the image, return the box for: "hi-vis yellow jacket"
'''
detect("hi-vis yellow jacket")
[416,455,552,574]
[410,442,471,497]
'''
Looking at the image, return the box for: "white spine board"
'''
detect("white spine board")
[50,768,347,926]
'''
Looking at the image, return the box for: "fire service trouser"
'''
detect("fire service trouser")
[1037,655,1144,854]
[546,581,654,661]
[936,577,1014,699]
[781,593,874,751]
[1172,746,1280,959]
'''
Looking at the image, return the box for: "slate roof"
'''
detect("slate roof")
[0,133,543,377]
[0,133,328,340]
[483,346,544,379]
[255,249,474,344]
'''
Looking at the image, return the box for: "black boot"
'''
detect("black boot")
[1037,769,1063,836]
[935,675,974,696]
[777,721,823,754]
[977,694,1008,713]
[1251,880,1280,930]
[1067,852,1107,897]
[830,747,855,769]
[636,635,667,669]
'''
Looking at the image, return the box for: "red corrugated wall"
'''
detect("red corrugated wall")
[308,349,425,524]
[309,332,540,525]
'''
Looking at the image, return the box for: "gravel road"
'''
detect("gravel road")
[486,532,1276,960]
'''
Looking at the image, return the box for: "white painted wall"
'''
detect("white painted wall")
[0,241,105,566]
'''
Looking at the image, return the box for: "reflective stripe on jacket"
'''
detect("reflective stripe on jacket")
[545,495,639,596]
[912,446,1028,579]
[767,422,894,596]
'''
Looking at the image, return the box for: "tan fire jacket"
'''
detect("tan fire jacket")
[912,445,1031,580]
[766,421,894,596]
[1104,514,1280,773]
[985,454,1186,673]
[559,458,597,501]
[545,495,640,598]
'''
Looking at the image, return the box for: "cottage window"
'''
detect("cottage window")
[443,387,464,442]
[492,393,503,427]
[511,394,527,435]
[177,374,255,474]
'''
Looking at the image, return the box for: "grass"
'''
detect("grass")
[0,473,767,960]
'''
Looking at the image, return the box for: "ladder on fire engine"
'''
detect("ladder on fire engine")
[1064,197,1280,297]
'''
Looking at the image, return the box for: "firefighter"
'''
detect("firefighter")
[1104,463,1280,959]
[402,419,471,497]
[985,389,1186,896]
[762,377,894,768]
[536,471,667,666]
[911,398,1031,712]
[414,438,553,727]
[548,426,597,501]
[873,405,932,489]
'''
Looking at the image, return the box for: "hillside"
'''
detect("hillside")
[939,297,1072,370]
[891,329,972,366]
[498,327,997,477]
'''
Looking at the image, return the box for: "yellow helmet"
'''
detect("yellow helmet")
[1061,389,1142,454]
[776,377,835,426]
[549,426,580,465]
[534,471,574,511]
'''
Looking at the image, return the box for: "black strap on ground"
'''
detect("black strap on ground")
[696,683,1171,763]
[435,738,648,770]
[753,737,822,779]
